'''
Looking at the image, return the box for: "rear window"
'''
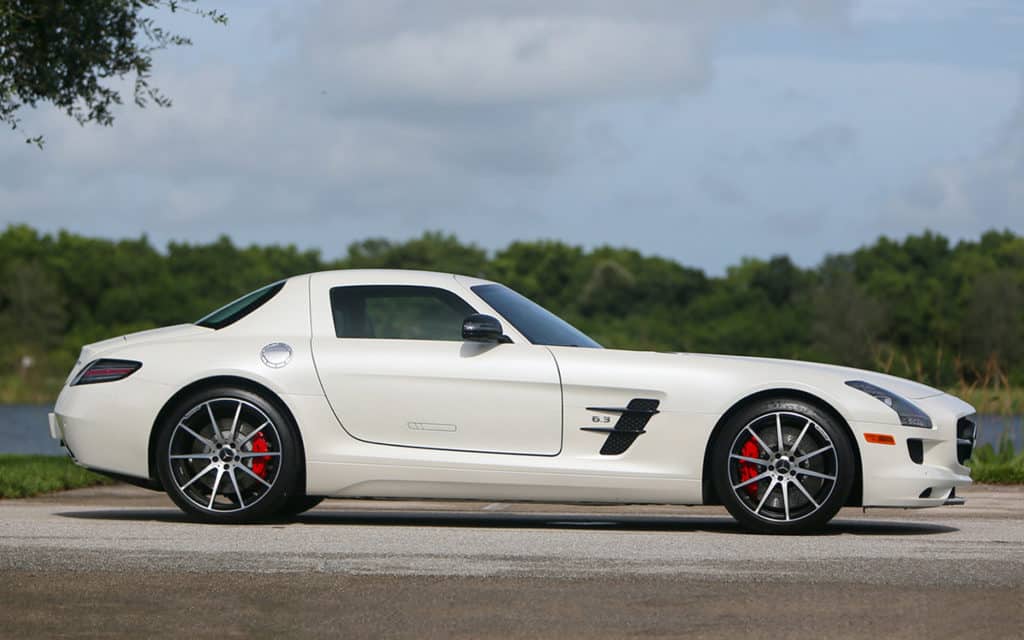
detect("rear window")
[196,281,285,330]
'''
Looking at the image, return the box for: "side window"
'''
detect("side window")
[330,285,476,341]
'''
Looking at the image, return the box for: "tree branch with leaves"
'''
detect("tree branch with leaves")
[0,0,226,147]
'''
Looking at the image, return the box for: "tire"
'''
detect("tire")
[156,386,302,524]
[711,396,855,534]
[277,495,324,518]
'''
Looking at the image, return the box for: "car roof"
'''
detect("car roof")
[294,269,494,288]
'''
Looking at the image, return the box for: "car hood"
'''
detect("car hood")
[685,353,944,400]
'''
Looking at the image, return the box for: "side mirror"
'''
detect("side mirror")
[462,314,505,343]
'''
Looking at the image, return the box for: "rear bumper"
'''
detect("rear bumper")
[52,376,171,480]
[48,412,59,441]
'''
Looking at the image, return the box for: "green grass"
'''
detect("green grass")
[967,434,1024,484]
[946,386,1024,417]
[0,454,115,498]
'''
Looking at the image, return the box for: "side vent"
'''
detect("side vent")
[907,438,924,464]
[581,398,661,455]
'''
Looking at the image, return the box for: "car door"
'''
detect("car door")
[309,273,563,455]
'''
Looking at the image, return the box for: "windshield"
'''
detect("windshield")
[471,284,601,348]
[196,281,284,329]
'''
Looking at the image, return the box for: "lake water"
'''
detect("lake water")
[1,404,1020,456]
[1,405,62,455]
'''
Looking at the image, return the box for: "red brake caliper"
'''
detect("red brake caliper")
[737,438,762,497]
[251,432,271,479]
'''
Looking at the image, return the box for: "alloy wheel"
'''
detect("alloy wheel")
[726,411,839,523]
[167,397,283,513]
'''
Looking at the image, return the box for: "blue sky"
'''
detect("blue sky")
[2,0,1023,273]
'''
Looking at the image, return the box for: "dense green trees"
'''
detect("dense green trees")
[0,223,1021,401]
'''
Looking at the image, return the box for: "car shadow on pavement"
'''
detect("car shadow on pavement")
[57,509,959,536]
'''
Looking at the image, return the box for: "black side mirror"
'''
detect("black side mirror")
[462,314,505,343]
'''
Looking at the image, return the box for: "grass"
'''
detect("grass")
[967,435,1024,484]
[0,454,115,499]
[0,374,66,405]
[947,385,1024,417]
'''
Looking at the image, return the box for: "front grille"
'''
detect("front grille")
[956,415,976,464]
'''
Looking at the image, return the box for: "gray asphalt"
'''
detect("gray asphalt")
[1,484,1023,638]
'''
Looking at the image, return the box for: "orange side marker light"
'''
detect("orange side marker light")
[864,433,896,445]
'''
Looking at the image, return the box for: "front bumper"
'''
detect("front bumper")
[856,393,974,508]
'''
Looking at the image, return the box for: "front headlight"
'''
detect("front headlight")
[845,380,933,428]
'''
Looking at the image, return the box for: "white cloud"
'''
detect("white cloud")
[0,0,849,247]
[12,0,1022,273]
[890,78,1024,231]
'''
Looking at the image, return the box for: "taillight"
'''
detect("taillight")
[71,359,142,385]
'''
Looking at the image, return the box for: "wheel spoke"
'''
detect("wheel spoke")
[237,463,273,488]
[228,468,245,508]
[792,477,820,508]
[782,480,791,521]
[237,422,269,447]
[776,413,784,450]
[745,426,774,455]
[790,419,811,455]
[206,402,219,437]
[178,424,214,450]
[795,445,834,464]
[730,453,770,466]
[732,470,771,490]
[228,401,242,442]
[170,453,215,460]
[179,462,216,491]
[795,468,836,482]
[237,451,281,459]
[208,467,225,509]
[754,478,778,515]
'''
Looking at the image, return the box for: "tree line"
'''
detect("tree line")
[1,223,1022,400]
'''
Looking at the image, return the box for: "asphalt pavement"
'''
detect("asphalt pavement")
[1,484,1022,638]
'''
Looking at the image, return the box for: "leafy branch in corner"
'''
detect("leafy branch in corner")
[0,0,227,147]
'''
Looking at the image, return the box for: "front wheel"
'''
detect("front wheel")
[156,387,302,523]
[711,397,855,534]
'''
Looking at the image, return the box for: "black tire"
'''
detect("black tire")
[156,386,302,524]
[277,495,324,518]
[711,396,855,534]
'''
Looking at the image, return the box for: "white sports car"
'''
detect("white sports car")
[50,270,975,533]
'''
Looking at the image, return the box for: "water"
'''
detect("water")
[0,405,62,455]
[0,405,1020,456]
[975,414,1023,453]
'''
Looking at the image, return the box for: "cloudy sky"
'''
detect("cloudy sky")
[2,0,1023,273]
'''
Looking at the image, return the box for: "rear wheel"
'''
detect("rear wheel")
[711,397,855,533]
[156,387,301,523]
